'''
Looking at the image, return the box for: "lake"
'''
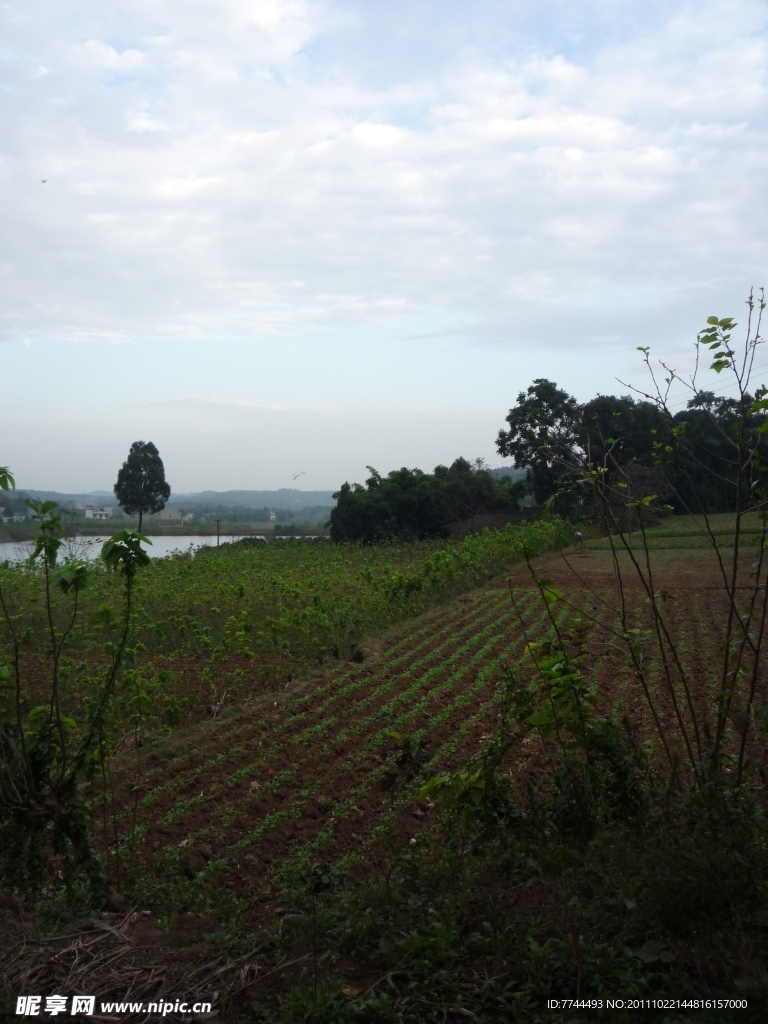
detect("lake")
[0,534,259,564]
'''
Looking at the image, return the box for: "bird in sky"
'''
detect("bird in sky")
[41,179,47,183]
[293,470,306,481]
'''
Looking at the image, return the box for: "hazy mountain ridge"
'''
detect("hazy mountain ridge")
[13,474,523,512]
[172,489,337,509]
[12,488,337,510]
[9,490,114,507]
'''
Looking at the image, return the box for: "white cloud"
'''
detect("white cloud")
[1,0,767,487]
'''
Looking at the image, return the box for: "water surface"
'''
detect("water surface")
[0,534,255,564]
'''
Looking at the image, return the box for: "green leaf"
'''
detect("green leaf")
[102,529,152,576]
[88,603,116,629]
[528,711,551,727]
[55,562,90,596]
[419,774,450,798]
[26,498,59,516]
[710,358,731,374]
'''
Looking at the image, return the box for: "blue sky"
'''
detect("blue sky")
[1,0,767,491]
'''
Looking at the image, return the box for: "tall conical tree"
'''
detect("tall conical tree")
[113,441,170,532]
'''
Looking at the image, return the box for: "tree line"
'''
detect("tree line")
[329,370,768,543]
[496,376,768,519]
[329,459,526,542]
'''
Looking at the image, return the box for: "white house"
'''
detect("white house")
[84,505,112,520]
[270,511,277,522]
[155,507,181,523]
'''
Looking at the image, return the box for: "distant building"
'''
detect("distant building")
[155,507,181,523]
[84,505,112,519]
[270,511,277,522]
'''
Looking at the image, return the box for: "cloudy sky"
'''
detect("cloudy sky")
[1,0,767,492]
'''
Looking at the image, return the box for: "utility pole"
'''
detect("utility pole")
[215,519,221,549]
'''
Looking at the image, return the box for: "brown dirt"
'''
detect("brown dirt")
[4,545,766,1012]
[90,544,763,909]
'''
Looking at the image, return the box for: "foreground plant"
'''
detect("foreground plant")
[0,491,151,903]
[596,292,767,786]
[407,298,768,1017]
[422,546,648,844]
[514,291,768,790]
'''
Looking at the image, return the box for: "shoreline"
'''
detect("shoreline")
[0,523,330,544]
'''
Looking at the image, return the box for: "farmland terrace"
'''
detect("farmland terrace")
[2,520,767,1022]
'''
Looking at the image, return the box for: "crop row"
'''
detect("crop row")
[134,591,517,808]
[139,592,565,869]
[1,518,571,677]
[132,595,523,842]
[268,599,585,878]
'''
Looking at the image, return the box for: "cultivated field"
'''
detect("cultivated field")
[109,538,755,907]
[2,520,767,1021]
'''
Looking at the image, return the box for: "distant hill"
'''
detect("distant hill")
[13,490,113,507]
[10,489,337,526]
[171,489,336,510]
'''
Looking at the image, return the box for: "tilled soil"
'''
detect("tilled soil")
[100,546,758,912]
[108,587,526,895]
[3,546,764,1017]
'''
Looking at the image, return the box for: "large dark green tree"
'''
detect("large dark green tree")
[496,379,581,506]
[579,394,670,467]
[329,459,525,542]
[113,441,171,532]
[496,372,768,516]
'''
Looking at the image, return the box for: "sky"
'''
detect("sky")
[1,0,767,492]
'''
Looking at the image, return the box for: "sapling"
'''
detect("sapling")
[0,502,151,903]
